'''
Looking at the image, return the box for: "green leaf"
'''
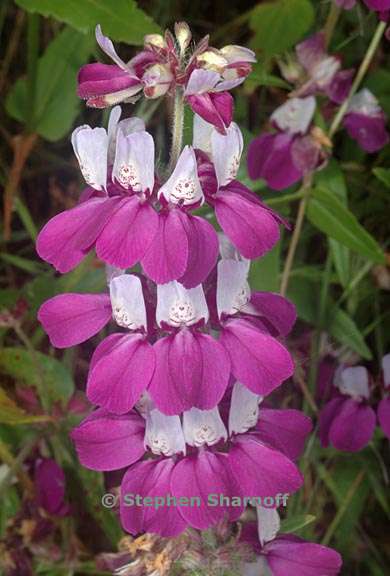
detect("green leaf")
[15,0,160,44]
[0,486,20,536]
[1,253,44,274]
[249,243,281,292]
[307,187,385,264]
[249,0,314,56]
[373,167,390,188]
[329,306,372,360]
[6,27,94,141]
[0,348,74,406]
[281,514,316,534]
[0,388,51,425]
[14,197,38,241]
[246,62,290,91]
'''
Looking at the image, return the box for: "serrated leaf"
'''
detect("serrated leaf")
[6,27,94,141]
[307,187,385,264]
[249,0,314,56]
[0,348,74,406]
[280,514,316,533]
[15,0,160,44]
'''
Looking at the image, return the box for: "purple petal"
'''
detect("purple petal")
[220,319,294,395]
[228,436,303,497]
[70,408,145,471]
[187,92,233,133]
[265,535,342,575]
[96,197,158,269]
[35,459,67,516]
[318,396,345,447]
[247,133,303,191]
[363,0,390,10]
[326,69,354,104]
[329,398,376,451]
[378,397,390,440]
[89,333,124,372]
[87,334,155,414]
[185,69,220,95]
[215,188,280,259]
[249,292,297,336]
[171,451,243,530]
[36,197,120,273]
[344,112,389,153]
[149,330,230,415]
[95,25,128,70]
[141,209,189,284]
[38,293,111,348]
[179,215,219,288]
[296,33,326,72]
[78,63,141,99]
[255,408,313,460]
[120,459,187,537]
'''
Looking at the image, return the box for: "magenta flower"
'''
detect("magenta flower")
[248,96,327,190]
[343,89,389,152]
[71,389,306,536]
[377,353,390,440]
[319,366,376,452]
[363,0,390,11]
[78,25,255,132]
[295,33,342,98]
[195,116,285,255]
[241,507,342,575]
[38,273,155,414]
[34,458,69,516]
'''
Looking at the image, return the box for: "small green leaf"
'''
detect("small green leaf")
[1,253,44,274]
[246,62,290,91]
[281,514,316,534]
[329,306,372,360]
[0,348,74,406]
[373,167,390,188]
[6,27,94,141]
[307,187,385,264]
[249,243,281,292]
[0,388,51,425]
[15,0,160,44]
[250,0,314,56]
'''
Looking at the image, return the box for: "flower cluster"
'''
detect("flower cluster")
[248,32,389,190]
[318,354,390,451]
[36,21,342,570]
[335,0,390,18]
[78,24,255,132]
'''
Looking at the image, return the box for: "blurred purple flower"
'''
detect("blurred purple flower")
[377,353,390,439]
[343,89,389,152]
[34,459,69,516]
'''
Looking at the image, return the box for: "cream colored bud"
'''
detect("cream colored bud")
[144,33,167,51]
[175,21,192,53]
[197,49,228,72]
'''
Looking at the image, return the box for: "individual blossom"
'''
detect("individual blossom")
[336,0,390,13]
[343,89,389,153]
[377,353,390,440]
[195,115,286,256]
[34,458,69,517]
[319,365,376,452]
[78,24,256,132]
[71,387,309,536]
[247,96,330,190]
[38,273,155,415]
[37,107,218,286]
[241,506,342,575]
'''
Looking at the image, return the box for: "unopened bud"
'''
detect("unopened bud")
[197,49,228,72]
[144,34,167,51]
[175,21,192,54]
[143,64,173,98]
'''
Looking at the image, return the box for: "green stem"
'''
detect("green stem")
[329,20,387,138]
[168,89,185,172]
[324,4,341,49]
[280,177,312,296]
[266,189,305,207]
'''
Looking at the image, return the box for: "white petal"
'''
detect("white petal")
[109,274,147,331]
[112,130,155,193]
[193,113,214,155]
[336,366,370,400]
[183,407,227,447]
[242,559,271,576]
[271,96,316,135]
[218,233,250,269]
[184,68,220,95]
[95,24,129,71]
[105,265,126,285]
[158,146,204,206]
[382,354,390,389]
[229,381,262,435]
[107,106,145,164]
[145,409,185,456]
[211,122,243,186]
[257,506,280,546]
[217,259,250,318]
[220,45,257,64]
[135,392,154,419]
[311,56,340,88]
[213,77,245,92]
[348,89,381,116]
[71,126,108,190]
[156,282,209,327]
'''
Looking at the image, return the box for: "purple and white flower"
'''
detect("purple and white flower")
[343,89,389,153]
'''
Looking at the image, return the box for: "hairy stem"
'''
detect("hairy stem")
[329,19,387,138]
[168,89,185,172]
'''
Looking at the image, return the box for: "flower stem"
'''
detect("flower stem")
[324,3,341,49]
[280,176,312,297]
[329,19,387,138]
[168,89,185,172]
